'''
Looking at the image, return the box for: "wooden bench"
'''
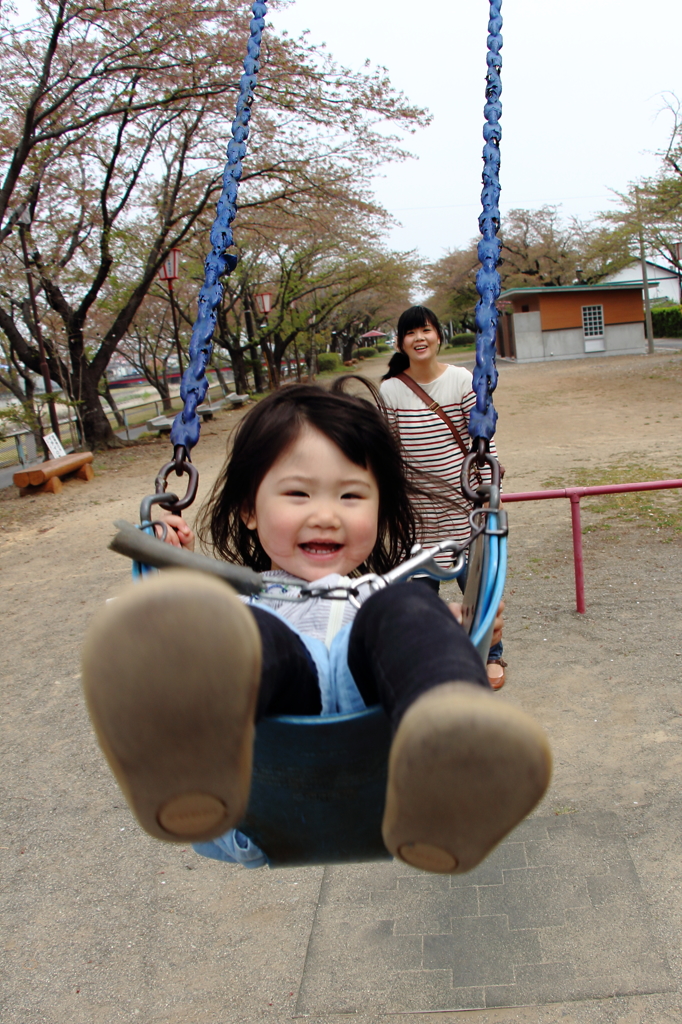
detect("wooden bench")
[13,452,94,495]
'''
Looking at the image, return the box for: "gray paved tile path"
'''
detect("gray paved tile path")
[295,812,675,1015]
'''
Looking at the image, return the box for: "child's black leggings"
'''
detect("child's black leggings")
[250,582,490,731]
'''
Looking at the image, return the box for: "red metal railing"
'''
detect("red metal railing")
[501,480,682,613]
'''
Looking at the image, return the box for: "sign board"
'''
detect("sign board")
[43,432,66,459]
[158,248,180,282]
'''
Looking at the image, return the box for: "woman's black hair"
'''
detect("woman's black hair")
[382,305,445,380]
[197,382,429,575]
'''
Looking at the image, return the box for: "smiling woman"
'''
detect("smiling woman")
[380,305,506,688]
[380,305,498,561]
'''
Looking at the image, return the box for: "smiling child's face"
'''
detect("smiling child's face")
[242,426,380,581]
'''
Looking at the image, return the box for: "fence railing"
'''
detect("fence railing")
[0,383,226,470]
[114,385,225,439]
[0,431,37,469]
[501,480,682,612]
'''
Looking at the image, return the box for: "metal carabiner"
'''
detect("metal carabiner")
[153,445,199,513]
[139,492,181,526]
[461,445,501,504]
[469,504,509,538]
[139,445,199,524]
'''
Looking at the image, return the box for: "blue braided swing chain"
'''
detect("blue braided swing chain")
[169,0,268,456]
[469,0,503,447]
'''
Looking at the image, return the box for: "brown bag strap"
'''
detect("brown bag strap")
[396,372,469,457]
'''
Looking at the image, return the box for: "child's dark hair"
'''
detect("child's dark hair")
[383,305,444,380]
[198,383,424,575]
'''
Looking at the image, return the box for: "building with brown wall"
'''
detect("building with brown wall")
[497,283,645,362]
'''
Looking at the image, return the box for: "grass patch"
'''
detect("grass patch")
[542,461,682,535]
[445,344,476,355]
[646,356,682,382]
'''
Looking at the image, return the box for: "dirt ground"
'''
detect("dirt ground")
[2,349,682,1023]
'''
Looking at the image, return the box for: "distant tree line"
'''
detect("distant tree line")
[0,1,424,448]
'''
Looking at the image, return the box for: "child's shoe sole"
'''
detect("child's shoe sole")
[382,682,551,873]
[81,571,261,843]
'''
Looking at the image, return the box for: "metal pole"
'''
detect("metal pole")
[15,435,26,466]
[19,224,61,441]
[167,280,183,377]
[636,190,655,354]
[501,479,682,612]
[309,314,317,381]
[293,335,301,382]
[567,491,586,614]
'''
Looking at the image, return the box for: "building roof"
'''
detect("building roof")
[500,282,643,299]
[604,259,678,279]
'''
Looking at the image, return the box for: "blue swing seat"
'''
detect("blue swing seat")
[238,706,392,867]
[117,509,506,867]
[235,521,506,868]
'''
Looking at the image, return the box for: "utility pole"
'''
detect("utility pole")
[17,209,61,443]
[158,249,183,377]
[636,190,655,354]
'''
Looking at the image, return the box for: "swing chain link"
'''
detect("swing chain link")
[469,0,503,449]
[147,0,269,512]
[460,447,501,505]
[129,0,509,615]
[138,451,199,525]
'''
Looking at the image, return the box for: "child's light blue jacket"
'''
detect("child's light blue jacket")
[193,573,370,869]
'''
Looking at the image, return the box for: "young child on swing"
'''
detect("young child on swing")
[82,384,551,875]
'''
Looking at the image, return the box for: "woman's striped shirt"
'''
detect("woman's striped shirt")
[380,364,497,563]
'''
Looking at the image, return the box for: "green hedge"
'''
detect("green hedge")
[652,305,682,338]
[317,352,342,372]
[376,342,390,352]
[355,346,379,358]
[449,332,476,346]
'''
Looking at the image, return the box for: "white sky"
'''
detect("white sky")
[270,0,682,261]
[11,0,682,263]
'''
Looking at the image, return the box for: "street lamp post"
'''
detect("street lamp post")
[308,313,317,380]
[158,248,183,378]
[253,291,274,387]
[289,298,302,381]
[17,208,61,443]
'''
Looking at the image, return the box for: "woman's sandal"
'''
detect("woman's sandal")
[486,657,507,690]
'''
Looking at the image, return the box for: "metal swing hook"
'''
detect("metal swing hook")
[139,445,199,525]
[460,441,501,506]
